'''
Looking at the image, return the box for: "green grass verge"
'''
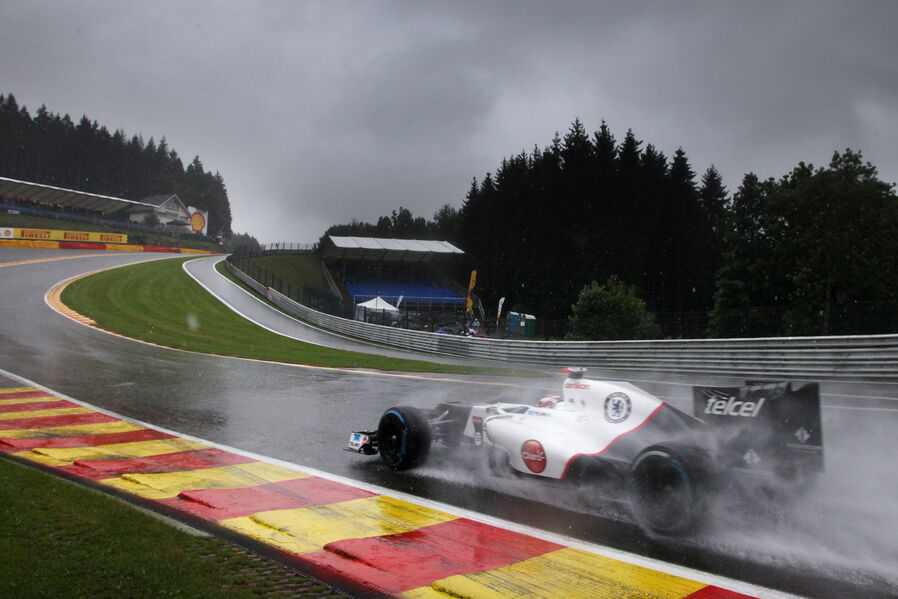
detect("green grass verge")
[61,256,532,376]
[0,458,346,598]
[239,253,330,295]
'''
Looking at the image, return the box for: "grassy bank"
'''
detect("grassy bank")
[6,254,532,597]
[61,256,529,376]
[0,458,346,598]
[237,253,331,295]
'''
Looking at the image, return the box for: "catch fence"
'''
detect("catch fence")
[224,259,898,382]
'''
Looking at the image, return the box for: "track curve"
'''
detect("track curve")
[182,255,494,367]
[2,247,897,598]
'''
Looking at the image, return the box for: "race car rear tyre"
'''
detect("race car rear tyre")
[377,406,431,470]
[627,444,708,536]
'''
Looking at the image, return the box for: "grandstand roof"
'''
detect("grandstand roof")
[324,235,464,262]
[0,176,154,215]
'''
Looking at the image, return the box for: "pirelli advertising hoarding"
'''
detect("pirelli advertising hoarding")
[2,228,127,244]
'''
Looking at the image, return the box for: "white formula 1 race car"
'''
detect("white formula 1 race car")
[347,368,823,535]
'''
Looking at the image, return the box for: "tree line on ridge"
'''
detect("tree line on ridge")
[0,93,232,238]
[326,119,898,338]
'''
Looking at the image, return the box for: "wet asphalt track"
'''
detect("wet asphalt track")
[1,247,897,598]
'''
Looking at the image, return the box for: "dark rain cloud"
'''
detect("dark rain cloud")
[1,1,896,242]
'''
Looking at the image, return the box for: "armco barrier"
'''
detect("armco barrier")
[226,261,898,382]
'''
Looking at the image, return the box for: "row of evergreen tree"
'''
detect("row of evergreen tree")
[458,120,725,333]
[4,90,894,338]
[324,205,458,242]
[710,151,898,337]
[327,119,898,338]
[0,93,232,238]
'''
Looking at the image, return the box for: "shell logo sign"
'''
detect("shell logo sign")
[188,207,208,235]
[1,228,12,239]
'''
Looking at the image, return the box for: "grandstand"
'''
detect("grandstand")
[321,236,481,329]
[340,264,465,305]
[0,176,157,233]
[0,177,212,241]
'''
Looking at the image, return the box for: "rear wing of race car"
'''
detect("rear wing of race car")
[692,382,823,481]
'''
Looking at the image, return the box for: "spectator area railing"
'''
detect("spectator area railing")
[226,260,898,382]
[321,260,342,299]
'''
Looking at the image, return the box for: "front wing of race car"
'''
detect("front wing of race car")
[347,431,377,455]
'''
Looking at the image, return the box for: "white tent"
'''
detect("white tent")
[355,296,399,321]
[357,296,398,312]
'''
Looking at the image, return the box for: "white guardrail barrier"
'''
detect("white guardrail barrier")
[226,261,898,382]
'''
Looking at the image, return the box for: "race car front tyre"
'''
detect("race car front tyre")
[627,444,708,536]
[486,446,517,478]
[377,406,432,470]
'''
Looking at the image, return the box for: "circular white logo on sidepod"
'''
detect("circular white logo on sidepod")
[604,392,632,423]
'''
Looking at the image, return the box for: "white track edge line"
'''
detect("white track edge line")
[0,367,802,599]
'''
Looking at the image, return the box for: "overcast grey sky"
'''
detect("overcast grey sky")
[2,1,896,243]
